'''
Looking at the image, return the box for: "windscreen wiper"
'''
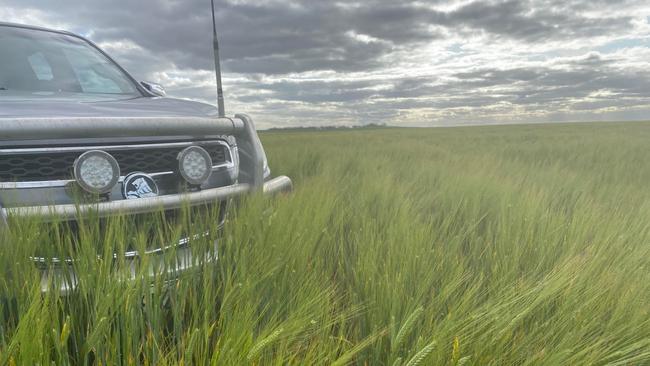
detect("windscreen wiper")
[0,87,6,90]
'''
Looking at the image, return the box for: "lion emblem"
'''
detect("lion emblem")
[126,177,158,199]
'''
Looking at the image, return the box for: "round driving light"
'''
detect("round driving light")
[73,150,120,194]
[177,146,212,185]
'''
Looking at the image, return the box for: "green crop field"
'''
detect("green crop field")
[1,122,650,365]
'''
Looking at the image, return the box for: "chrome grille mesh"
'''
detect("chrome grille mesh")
[0,143,228,182]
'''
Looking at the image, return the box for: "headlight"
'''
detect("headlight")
[177,146,212,185]
[73,150,120,194]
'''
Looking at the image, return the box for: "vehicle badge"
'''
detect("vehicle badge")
[122,172,159,199]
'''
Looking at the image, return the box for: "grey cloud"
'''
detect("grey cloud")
[238,79,382,103]
[442,0,633,42]
[2,0,637,76]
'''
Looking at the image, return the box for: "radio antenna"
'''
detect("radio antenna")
[211,0,225,117]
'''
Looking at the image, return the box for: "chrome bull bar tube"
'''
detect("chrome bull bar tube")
[0,202,7,232]
[233,113,266,189]
[1,176,292,221]
[263,175,293,194]
[0,202,6,222]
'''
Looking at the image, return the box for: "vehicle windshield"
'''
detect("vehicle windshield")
[0,26,140,97]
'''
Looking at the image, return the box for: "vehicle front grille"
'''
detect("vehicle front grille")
[0,142,229,182]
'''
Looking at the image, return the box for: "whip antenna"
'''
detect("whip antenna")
[211,0,225,117]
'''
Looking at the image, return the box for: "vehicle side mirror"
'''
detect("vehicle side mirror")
[140,81,166,97]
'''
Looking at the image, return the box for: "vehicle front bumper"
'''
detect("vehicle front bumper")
[0,175,293,293]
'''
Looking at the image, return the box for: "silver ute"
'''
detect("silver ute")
[0,22,292,293]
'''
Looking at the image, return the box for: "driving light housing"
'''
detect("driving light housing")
[177,146,213,185]
[73,150,120,194]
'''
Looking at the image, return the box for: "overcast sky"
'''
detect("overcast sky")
[2,0,650,128]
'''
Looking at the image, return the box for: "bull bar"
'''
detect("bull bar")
[0,114,293,293]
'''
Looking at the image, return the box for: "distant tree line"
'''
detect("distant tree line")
[266,123,389,131]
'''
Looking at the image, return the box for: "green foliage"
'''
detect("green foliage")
[1,122,650,364]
